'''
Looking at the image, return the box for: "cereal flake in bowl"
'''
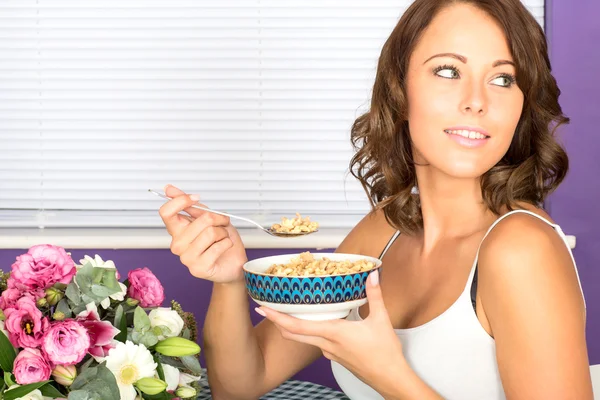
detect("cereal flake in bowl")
[243,252,382,320]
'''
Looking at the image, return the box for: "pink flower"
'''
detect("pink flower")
[13,348,52,385]
[0,279,46,309]
[76,303,120,361]
[128,268,165,308]
[4,297,50,348]
[11,244,76,290]
[42,320,90,365]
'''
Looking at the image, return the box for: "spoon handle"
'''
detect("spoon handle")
[147,189,268,230]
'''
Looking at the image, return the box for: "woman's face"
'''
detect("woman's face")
[405,3,524,179]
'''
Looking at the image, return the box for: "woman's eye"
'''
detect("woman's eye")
[490,75,515,87]
[435,68,460,79]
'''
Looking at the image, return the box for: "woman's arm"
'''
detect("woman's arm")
[478,214,592,399]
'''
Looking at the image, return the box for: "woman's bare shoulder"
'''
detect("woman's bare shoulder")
[336,207,398,258]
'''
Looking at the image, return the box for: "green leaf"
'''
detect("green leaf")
[159,326,172,337]
[139,331,158,348]
[68,389,102,400]
[134,306,151,331]
[66,282,82,305]
[53,282,68,291]
[157,356,185,370]
[154,356,166,381]
[4,371,16,387]
[79,355,95,374]
[143,391,178,400]
[90,284,113,298]
[4,380,50,400]
[181,326,190,340]
[56,298,73,318]
[70,363,119,400]
[0,329,16,372]
[92,267,104,284]
[40,382,67,398]
[101,268,121,292]
[180,355,202,375]
[114,305,128,343]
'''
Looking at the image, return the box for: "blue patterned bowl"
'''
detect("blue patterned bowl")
[243,253,382,320]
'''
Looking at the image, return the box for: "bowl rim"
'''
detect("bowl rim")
[242,252,382,278]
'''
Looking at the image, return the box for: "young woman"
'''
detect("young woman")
[158,0,592,398]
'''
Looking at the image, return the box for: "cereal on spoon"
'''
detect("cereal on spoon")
[270,213,319,234]
[264,251,376,277]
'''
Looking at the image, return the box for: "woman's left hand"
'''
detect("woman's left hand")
[256,271,407,391]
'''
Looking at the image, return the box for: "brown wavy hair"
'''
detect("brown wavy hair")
[349,0,569,235]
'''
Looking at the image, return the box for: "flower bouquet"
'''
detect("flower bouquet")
[0,245,202,400]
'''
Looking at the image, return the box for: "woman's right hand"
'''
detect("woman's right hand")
[158,184,248,283]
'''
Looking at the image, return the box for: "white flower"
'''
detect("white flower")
[105,341,157,400]
[160,364,180,391]
[148,308,184,339]
[179,371,202,386]
[78,254,117,270]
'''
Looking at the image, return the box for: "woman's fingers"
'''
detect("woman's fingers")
[164,184,207,219]
[159,192,201,237]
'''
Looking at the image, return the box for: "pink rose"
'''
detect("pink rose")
[128,267,165,308]
[0,278,46,309]
[4,297,50,348]
[11,244,76,290]
[76,303,119,361]
[13,348,52,384]
[42,320,90,365]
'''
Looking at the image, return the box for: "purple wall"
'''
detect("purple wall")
[546,0,600,365]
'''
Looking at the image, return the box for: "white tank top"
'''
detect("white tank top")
[331,209,585,400]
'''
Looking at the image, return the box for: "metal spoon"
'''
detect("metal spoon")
[148,189,319,238]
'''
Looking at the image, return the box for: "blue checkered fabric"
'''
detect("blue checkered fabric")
[196,369,349,399]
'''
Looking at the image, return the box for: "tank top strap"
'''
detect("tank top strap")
[465,209,584,309]
[466,209,559,285]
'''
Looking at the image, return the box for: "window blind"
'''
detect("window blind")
[0,0,545,229]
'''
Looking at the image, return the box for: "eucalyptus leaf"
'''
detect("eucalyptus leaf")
[101,268,121,291]
[181,327,190,340]
[68,389,103,400]
[139,331,159,348]
[56,298,73,318]
[79,355,95,374]
[90,284,113,298]
[131,330,141,344]
[65,282,81,305]
[152,326,163,337]
[159,326,172,337]
[92,267,104,284]
[70,364,119,400]
[180,355,202,375]
[134,306,151,331]
[158,356,185,370]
